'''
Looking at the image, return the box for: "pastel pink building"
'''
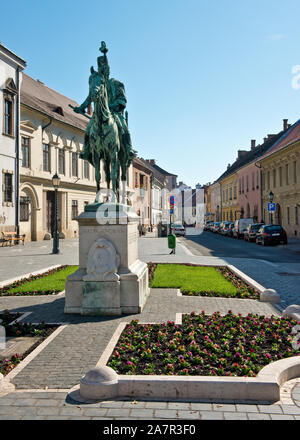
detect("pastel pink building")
[237,160,261,222]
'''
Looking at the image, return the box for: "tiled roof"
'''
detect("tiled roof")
[138,158,165,185]
[150,163,177,177]
[21,73,88,131]
[258,118,300,160]
[216,130,285,182]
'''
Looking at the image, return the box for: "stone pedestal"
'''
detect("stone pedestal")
[64,203,149,315]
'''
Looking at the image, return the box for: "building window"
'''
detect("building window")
[256,170,259,189]
[3,98,13,136]
[3,172,13,203]
[252,172,255,190]
[43,143,51,172]
[246,175,249,192]
[279,167,282,186]
[84,160,89,179]
[72,152,78,177]
[273,169,276,188]
[21,137,30,168]
[135,172,138,187]
[286,164,289,185]
[267,171,270,189]
[71,200,78,220]
[233,186,237,199]
[242,176,244,193]
[294,161,297,184]
[229,187,232,200]
[20,196,29,221]
[287,207,290,225]
[295,206,299,225]
[58,148,65,175]
[226,188,228,201]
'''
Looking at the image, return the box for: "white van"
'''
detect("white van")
[233,218,254,239]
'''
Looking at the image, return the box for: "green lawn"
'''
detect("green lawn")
[150,264,237,295]
[6,265,78,294]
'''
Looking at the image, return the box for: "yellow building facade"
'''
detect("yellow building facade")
[220,173,239,222]
[258,138,300,238]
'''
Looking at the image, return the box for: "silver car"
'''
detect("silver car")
[172,224,185,236]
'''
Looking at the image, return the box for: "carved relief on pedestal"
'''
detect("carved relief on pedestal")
[83,238,120,282]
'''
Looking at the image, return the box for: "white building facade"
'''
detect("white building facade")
[0,44,26,235]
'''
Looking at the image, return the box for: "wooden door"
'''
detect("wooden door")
[46,191,55,236]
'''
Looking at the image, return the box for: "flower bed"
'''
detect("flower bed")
[0,309,21,325]
[148,263,259,299]
[0,265,78,296]
[0,311,58,375]
[107,312,300,377]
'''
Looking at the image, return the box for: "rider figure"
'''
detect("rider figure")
[73,42,133,167]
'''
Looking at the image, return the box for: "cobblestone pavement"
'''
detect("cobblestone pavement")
[1,388,300,420]
[0,236,300,419]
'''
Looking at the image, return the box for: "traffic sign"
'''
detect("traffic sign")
[268,202,276,212]
[169,208,174,214]
[206,212,210,216]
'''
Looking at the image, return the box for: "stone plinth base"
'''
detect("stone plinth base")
[64,203,149,316]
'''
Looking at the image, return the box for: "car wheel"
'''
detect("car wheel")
[262,240,266,246]
[256,239,260,245]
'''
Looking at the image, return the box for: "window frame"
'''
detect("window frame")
[20,196,30,222]
[71,199,78,220]
[72,152,78,177]
[43,143,51,172]
[21,136,30,168]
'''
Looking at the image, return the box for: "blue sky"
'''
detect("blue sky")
[3,0,300,186]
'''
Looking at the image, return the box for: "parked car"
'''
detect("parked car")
[233,218,254,239]
[243,223,264,242]
[226,222,235,237]
[204,221,214,231]
[220,221,233,235]
[256,224,287,246]
[211,222,221,233]
[172,224,185,236]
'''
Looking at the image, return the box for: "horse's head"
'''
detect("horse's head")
[89,72,107,103]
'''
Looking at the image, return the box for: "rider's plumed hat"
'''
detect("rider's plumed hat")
[97,41,110,73]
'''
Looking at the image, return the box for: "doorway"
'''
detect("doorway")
[46,191,55,236]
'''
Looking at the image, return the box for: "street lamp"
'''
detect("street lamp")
[52,173,61,254]
[269,191,274,224]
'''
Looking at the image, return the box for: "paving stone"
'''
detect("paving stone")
[145,402,168,409]
[280,405,300,415]
[200,411,224,420]
[0,398,17,405]
[153,410,178,419]
[130,409,155,418]
[0,415,23,420]
[36,399,61,407]
[68,416,92,420]
[82,408,108,417]
[60,407,84,416]
[21,416,45,420]
[236,404,259,413]
[247,413,271,420]
[11,398,37,406]
[168,402,191,410]
[258,405,283,414]
[36,407,60,416]
[212,404,236,412]
[122,401,146,409]
[177,410,200,419]
[224,412,248,420]
[190,403,213,411]
[106,408,131,417]
[270,414,295,420]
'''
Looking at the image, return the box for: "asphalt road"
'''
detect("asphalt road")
[181,230,300,264]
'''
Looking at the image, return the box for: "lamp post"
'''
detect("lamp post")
[52,173,61,254]
[269,191,274,224]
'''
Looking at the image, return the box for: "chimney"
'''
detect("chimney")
[146,159,155,165]
[288,124,291,128]
[263,137,267,142]
[283,119,288,131]
[87,104,93,116]
[267,134,275,139]
[227,163,231,170]
[251,139,256,150]
[237,150,248,160]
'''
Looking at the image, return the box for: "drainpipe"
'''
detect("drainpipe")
[15,67,20,235]
[42,115,53,132]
